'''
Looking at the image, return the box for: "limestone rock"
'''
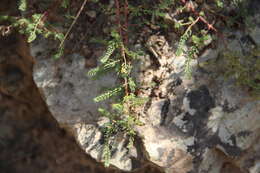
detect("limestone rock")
[31,5,260,173]
[32,38,141,171]
[33,43,117,124]
[134,19,260,172]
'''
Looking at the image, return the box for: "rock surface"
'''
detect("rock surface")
[33,44,117,124]
[137,29,260,172]
[0,26,163,173]
[32,4,260,173]
[0,1,163,172]
[32,38,145,170]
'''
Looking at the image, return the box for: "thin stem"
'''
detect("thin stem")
[121,44,129,96]
[115,0,123,40]
[32,13,46,36]
[59,0,88,48]
[184,17,199,35]
[115,0,130,96]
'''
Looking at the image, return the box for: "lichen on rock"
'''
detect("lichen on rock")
[30,2,260,173]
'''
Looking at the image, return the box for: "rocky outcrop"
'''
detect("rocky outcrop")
[0,28,163,173]
[0,2,161,170]
[32,3,260,173]
[32,38,139,170]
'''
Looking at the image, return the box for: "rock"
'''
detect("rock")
[31,6,260,173]
[250,27,260,45]
[0,32,164,173]
[32,38,142,171]
[74,121,135,170]
[133,15,260,172]
[33,41,118,124]
[198,49,219,63]
[136,125,194,173]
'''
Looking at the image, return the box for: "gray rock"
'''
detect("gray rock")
[32,38,138,171]
[32,9,260,173]
[74,121,134,170]
[33,52,117,124]
[135,24,260,172]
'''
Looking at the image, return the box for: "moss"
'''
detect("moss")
[220,48,260,94]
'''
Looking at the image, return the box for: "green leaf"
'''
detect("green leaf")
[191,35,200,45]
[125,49,141,60]
[27,32,36,43]
[176,47,183,57]
[16,18,30,26]
[27,23,35,30]
[120,64,132,77]
[62,0,70,8]
[176,30,192,56]
[103,60,120,70]
[87,60,119,79]
[174,21,181,29]
[199,11,205,16]
[54,33,65,41]
[94,87,122,102]
[102,141,111,167]
[192,34,211,47]
[18,0,27,12]
[202,34,211,41]
[87,67,101,77]
[123,93,148,106]
[32,14,42,21]
[100,41,117,64]
[188,16,194,22]
[111,30,120,40]
[53,47,64,59]
[185,46,198,79]
[112,103,124,113]
[43,31,52,38]
[98,108,111,117]
[154,11,166,17]
[128,77,136,93]
[216,0,224,8]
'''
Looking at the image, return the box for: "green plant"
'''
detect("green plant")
[215,0,224,8]
[185,46,198,78]
[18,0,27,11]
[0,13,64,43]
[98,94,145,167]
[3,0,259,168]
[221,49,260,93]
[3,0,89,59]
[3,0,146,167]
[87,30,146,166]
[128,0,175,29]
[175,17,200,79]
[1,2,66,59]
